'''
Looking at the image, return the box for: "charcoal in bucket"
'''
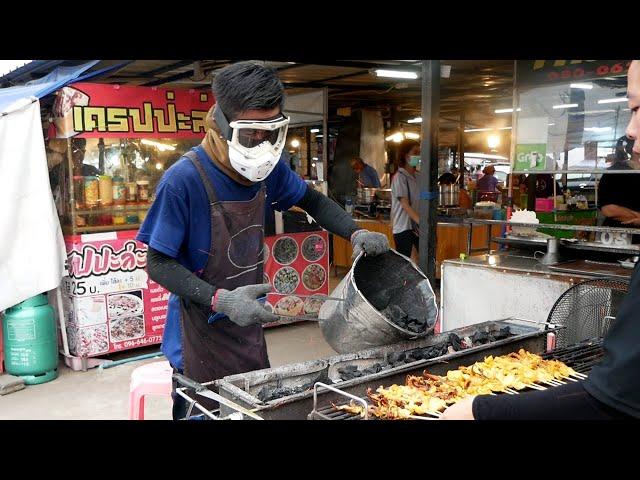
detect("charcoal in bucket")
[318,250,438,353]
[354,253,436,333]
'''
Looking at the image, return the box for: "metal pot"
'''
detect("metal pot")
[375,189,392,202]
[357,188,378,204]
[439,184,459,206]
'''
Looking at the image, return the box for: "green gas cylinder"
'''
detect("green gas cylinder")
[2,293,58,384]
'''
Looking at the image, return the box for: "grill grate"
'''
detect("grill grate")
[315,339,605,420]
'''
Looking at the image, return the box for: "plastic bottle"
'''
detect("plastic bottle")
[345,197,353,215]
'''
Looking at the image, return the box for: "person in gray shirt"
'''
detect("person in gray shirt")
[391,140,421,258]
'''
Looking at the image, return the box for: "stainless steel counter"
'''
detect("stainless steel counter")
[441,253,593,332]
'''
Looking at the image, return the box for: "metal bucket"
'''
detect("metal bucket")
[318,250,438,353]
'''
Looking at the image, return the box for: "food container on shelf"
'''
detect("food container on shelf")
[126,182,138,203]
[84,176,100,207]
[113,206,126,225]
[535,198,554,212]
[137,180,150,203]
[98,175,113,206]
[473,201,496,219]
[112,176,126,205]
[72,176,85,209]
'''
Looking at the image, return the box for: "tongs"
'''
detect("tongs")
[264,293,345,323]
[173,373,263,420]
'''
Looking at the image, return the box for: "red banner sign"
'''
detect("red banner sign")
[52,82,214,139]
[518,60,631,87]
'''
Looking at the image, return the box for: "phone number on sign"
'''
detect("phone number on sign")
[117,335,163,349]
[546,61,631,81]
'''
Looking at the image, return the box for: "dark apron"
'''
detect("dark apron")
[179,148,269,411]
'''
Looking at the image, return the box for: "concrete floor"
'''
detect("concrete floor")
[0,273,343,420]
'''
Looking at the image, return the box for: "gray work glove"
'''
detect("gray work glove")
[212,283,279,327]
[351,229,390,260]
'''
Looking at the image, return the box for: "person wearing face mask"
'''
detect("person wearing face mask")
[136,62,390,419]
[440,60,640,420]
[390,140,421,258]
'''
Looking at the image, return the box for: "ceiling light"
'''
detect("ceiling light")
[310,128,320,133]
[487,135,500,149]
[598,97,628,104]
[385,132,405,143]
[291,139,300,148]
[315,134,323,138]
[548,123,556,126]
[141,139,176,151]
[155,162,164,170]
[405,132,420,139]
[495,108,521,114]
[407,117,422,123]
[584,127,612,132]
[374,69,418,79]
[569,109,616,115]
[570,83,593,89]
[498,126,512,130]
[553,103,579,109]
[464,128,493,133]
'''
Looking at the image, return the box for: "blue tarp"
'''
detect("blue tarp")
[0,60,101,113]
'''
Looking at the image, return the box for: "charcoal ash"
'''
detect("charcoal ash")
[336,327,514,381]
[257,382,314,402]
[381,304,428,334]
[354,253,437,334]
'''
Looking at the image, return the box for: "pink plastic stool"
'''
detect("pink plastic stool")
[128,360,173,420]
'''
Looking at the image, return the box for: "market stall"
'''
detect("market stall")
[440,60,639,331]
[44,80,334,368]
[47,82,211,369]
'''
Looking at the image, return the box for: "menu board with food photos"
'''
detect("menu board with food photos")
[263,231,330,326]
[60,230,168,359]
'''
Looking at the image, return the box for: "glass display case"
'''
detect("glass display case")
[48,136,200,234]
[506,60,639,245]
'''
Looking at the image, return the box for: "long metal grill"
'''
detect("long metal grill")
[312,338,604,420]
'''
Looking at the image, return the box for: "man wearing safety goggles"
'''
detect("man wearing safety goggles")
[137,61,389,419]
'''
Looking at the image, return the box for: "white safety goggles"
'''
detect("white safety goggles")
[228,115,290,154]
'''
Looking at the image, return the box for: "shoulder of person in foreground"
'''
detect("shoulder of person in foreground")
[266,156,307,210]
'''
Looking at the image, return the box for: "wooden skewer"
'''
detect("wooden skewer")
[408,414,437,420]
[571,372,588,379]
[505,388,519,394]
[426,411,442,418]
[562,375,579,382]
[526,383,546,391]
[546,379,562,386]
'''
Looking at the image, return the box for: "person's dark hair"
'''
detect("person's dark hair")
[212,62,285,120]
[396,139,420,167]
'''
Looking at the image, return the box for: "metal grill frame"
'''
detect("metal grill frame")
[309,338,603,420]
